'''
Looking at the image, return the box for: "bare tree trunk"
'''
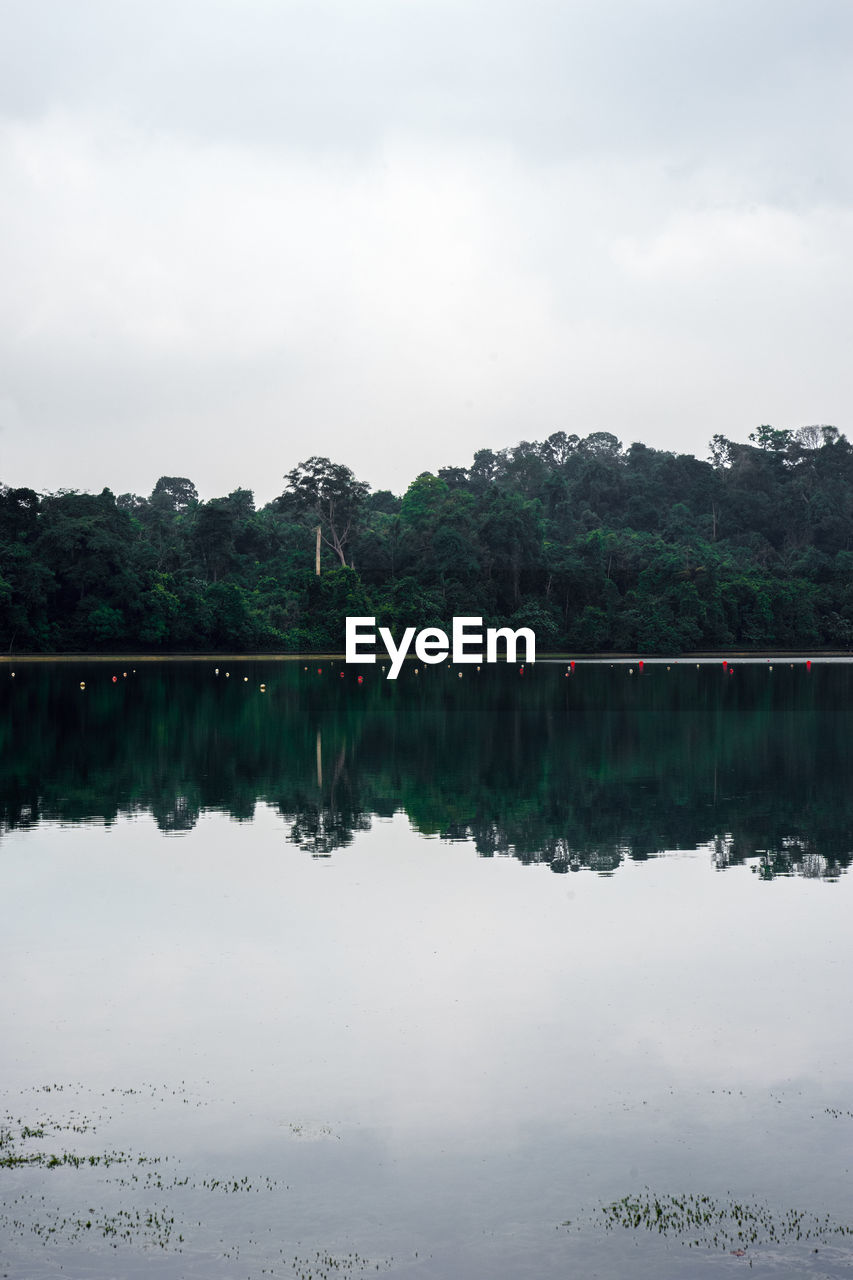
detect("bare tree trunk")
[315,525,322,576]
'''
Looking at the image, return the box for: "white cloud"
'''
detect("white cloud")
[1,2,852,499]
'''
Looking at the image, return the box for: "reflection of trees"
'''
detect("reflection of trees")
[1,662,852,878]
[153,794,200,833]
[713,833,845,880]
[286,807,373,856]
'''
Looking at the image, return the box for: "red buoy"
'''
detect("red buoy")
[638,660,644,671]
[807,659,812,670]
[357,675,363,684]
[112,675,117,683]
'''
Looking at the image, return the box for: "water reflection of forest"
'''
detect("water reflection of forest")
[2,662,851,880]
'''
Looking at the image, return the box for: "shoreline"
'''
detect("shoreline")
[1,650,851,665]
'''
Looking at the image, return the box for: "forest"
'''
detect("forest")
[1,423,853,653]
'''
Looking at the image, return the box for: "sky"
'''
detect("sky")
[1,0,852,505]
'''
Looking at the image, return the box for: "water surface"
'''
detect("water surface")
[2,661,852,1277]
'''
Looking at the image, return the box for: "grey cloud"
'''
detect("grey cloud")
[1,1,852,501]
[3,2,852,187]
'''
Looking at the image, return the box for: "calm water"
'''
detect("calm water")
[2,659,853,1278]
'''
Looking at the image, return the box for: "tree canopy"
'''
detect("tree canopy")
[2,425,853,653]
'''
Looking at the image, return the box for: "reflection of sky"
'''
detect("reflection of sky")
[4,809,852,1126]
[4,810,853,1277]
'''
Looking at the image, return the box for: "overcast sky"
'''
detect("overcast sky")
[2,0,852,504]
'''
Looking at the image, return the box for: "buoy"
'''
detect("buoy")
[807,659,812,670]
[122,671,127,678]
[415,668,419,674]
[629,668,634,674]
[357,674,363,684]
[10,672,14,677]
[570,660,575,670]
[243,676,248,682]
[225,672,230,678]
[317,668,322,674]
[215,668,219,675]
[769,665,773,671]
[638,660,644,671]
[340,671,344,678]
[260,683,266,691]
[112,675,117,683]
[79,681,85,689]
[666,665,670,670]
[458,671,463,678]
[723,659,728,668]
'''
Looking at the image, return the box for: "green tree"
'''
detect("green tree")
[279,458,370,569]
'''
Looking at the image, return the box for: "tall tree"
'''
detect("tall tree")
[279,457,369,569]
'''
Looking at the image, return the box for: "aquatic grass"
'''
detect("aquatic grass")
[575,1187,853,1254]
[0,1084,396,1277]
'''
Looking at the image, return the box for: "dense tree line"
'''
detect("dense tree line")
[2,424,853,653]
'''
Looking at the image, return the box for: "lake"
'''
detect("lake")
[2,658,853,1278]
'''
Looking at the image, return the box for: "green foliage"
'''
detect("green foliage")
[2,425,853,653]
